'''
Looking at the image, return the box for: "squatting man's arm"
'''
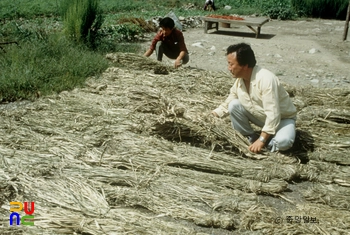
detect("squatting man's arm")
[144,49,153,57]
[175,51,186,68]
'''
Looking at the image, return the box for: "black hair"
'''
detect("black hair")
[226,43,256,68]
[159,17,175,29]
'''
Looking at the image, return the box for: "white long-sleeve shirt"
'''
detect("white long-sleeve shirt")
[213,66,297,135]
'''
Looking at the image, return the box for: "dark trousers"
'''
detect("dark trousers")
[204,1,216,11]
[156,41,189,64]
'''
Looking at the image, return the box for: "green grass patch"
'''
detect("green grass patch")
[0,34,109,102]
[0,0,266,20]
[1,0,348,20]
[291,0,349,19]
[0,0,59,19]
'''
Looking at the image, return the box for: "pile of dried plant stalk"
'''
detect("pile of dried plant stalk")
[0,53,349,234]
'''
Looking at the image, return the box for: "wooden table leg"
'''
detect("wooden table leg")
[247,25,262,38]
[247,26,256,36]
[257,26,261,38]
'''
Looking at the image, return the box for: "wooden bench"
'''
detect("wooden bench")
[202,16,269,38]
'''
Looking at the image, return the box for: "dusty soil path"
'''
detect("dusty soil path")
[143,18,350,88]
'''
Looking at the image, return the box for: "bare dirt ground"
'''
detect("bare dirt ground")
[143,18,350,88]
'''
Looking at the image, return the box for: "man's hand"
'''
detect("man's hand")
[174,59,182,68]
[248,140,265,153]
[249,132,270,153]
[211,111,219,117]
[144,49,153,57]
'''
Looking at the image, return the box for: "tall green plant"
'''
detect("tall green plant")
[61,0,103,47]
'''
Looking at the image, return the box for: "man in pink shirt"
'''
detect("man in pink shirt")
[144,17,189,68]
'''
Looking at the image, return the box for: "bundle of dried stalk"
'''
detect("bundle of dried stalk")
[308,149,350,165]
[302,183,350,209]
[1,52,350,234]
[299,160,350,186]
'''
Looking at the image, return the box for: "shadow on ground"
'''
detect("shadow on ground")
[209,29,275,39]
